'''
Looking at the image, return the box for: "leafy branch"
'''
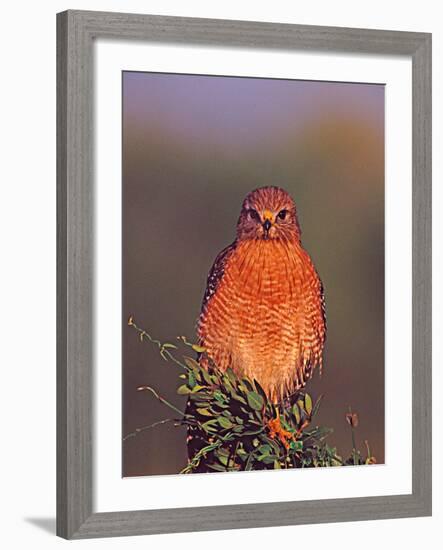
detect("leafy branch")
[125,317,376,472]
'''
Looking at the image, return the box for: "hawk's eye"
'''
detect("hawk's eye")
[277,209,288,220]
[248,209,260,222]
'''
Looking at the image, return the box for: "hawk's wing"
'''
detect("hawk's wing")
[200,241,237,315]
[196,241,237,369]
[318,278,327,337]
[298,266,327,387]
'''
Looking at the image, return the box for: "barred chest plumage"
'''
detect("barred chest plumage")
[198,238,325,402]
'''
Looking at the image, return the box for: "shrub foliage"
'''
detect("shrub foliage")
[126,317,375,473]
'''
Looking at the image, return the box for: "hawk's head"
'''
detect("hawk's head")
[237,186,301,242]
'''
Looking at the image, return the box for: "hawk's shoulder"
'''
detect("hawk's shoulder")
[201,241,237,312]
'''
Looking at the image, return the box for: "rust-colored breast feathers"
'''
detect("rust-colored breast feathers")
[198,238,326,402]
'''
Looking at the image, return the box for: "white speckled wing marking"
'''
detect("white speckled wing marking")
[200,242,236,315]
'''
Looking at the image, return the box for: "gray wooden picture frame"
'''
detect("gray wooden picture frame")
[57,9,432,539]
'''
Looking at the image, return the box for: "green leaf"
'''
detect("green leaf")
[242,428,264,436]
[190,385,206,393]
[218,417,234,429]
[201,419,219,432]
[230,392,247,405]
[184,356,200,369]
[311,394,323,418]
[240,379,255,393]
[189,391,211,401]
[254,380,268,403]
[237,453,247,463]
[196,408,213,417]
[259,435,280,454]
[177,385,191,395]
[191,344,206,353]
[290,440,303,452]
[247,391,264,411]
[292,403,301,425]
[201,368,214,386]
[225,368,237,384]
[193,401,211,409]
[257,444,272,456]
[188,371,196,388]
[216,451,230,466]
[305,393,313,415]
[213,390,225,402]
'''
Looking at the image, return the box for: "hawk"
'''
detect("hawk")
[198,186,326,403]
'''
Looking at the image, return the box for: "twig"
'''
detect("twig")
[123,418,177,442]
[346,406,359,465]
[137,385,184,416]
[127,316,187,369]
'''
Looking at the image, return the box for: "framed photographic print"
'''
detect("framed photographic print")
[57,10,432,539]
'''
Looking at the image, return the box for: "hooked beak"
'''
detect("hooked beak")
[263,219,272,236]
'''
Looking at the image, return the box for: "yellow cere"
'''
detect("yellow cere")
[263,209,274,222]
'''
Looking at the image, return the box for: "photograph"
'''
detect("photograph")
[122,71,385,477]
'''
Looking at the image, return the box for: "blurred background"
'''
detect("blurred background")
[122,71,385,477]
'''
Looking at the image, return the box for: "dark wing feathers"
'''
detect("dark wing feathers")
[201,241,236,313]
[319,279,327,338]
